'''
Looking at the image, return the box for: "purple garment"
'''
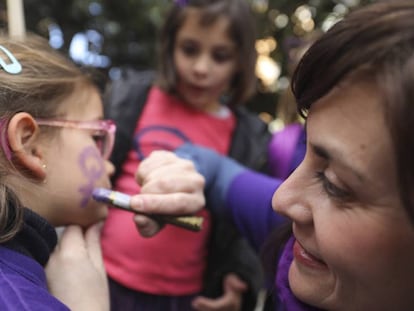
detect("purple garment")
[268,123,304,179]
[175,141,311,310]
[226,171,285,251]
[226,173,320,311]
[0,246,69,311]
[0,208,69,310]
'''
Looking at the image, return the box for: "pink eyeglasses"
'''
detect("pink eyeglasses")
[35,119,116,159]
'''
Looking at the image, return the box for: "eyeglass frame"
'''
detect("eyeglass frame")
[34,118,116,160]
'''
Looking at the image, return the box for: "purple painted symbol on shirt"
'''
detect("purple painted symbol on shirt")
[78,146,105,207]
[134,125,191,160]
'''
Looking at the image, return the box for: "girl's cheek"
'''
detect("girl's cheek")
[77,146,105,207]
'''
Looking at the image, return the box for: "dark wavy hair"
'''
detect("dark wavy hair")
[156,0,257,107]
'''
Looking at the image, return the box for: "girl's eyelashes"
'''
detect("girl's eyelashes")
[91,131,106,151]
[178,41,235,63]
[92,133,104,144]
[315,171,350,200]
[180,43,199,57]
[212,50,234,63]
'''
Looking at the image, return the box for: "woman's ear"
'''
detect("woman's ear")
[7,112,47,180]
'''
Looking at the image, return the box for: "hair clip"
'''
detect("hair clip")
[174,0,188,6]
[0,45,22,75]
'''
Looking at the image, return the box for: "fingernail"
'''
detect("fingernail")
[130,196,144,211]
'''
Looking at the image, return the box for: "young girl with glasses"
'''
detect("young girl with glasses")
[0,34,205,310]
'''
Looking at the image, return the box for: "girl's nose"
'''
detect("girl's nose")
[272,164,313,226]
[193,54,210,76]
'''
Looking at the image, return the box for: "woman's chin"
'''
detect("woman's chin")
[288,259,335,309]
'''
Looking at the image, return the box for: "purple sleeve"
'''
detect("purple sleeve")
[225,170,287,251]
[268,123,306,179]
[175,143,289,250]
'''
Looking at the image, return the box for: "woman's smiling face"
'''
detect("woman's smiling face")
[272,77,414,310]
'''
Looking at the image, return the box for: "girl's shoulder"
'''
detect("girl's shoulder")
[230,106,272,170]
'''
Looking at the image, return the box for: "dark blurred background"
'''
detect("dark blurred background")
[0,0,374,124]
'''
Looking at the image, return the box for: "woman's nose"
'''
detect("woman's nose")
[272,164,313,225]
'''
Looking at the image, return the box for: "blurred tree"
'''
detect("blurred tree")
[0,0,376,116]
[248,0,375,118]
[21,0,172,69]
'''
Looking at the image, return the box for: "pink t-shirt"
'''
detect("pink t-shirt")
[101,86,236,295]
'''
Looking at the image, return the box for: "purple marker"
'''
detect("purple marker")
[92,188,131,209]
[92,188,203,232]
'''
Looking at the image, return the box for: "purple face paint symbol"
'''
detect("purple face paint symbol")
[78,146,105,207]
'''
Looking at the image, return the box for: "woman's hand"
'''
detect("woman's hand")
[131,150,206,237]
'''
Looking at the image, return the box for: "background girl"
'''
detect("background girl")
[101,0,270,310]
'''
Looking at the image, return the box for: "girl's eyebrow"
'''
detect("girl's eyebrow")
[310,143,365,183]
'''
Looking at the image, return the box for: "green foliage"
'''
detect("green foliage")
[20,0,373,70]
[13,0,376,116]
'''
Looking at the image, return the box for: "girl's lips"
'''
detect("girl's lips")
[188,84,207,94]
[293,240,328,270]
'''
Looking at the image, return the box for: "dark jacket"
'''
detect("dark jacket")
[104,68,272,310]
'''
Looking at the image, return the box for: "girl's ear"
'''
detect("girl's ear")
[7,112,47,181]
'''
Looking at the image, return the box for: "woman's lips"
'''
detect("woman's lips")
[293,240,328,270]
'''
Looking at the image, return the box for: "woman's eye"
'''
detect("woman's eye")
[315,171,350,199]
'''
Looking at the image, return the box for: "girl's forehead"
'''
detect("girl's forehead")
[177,10,234,47]
[181,8,231,34]
[60,86,103,119]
